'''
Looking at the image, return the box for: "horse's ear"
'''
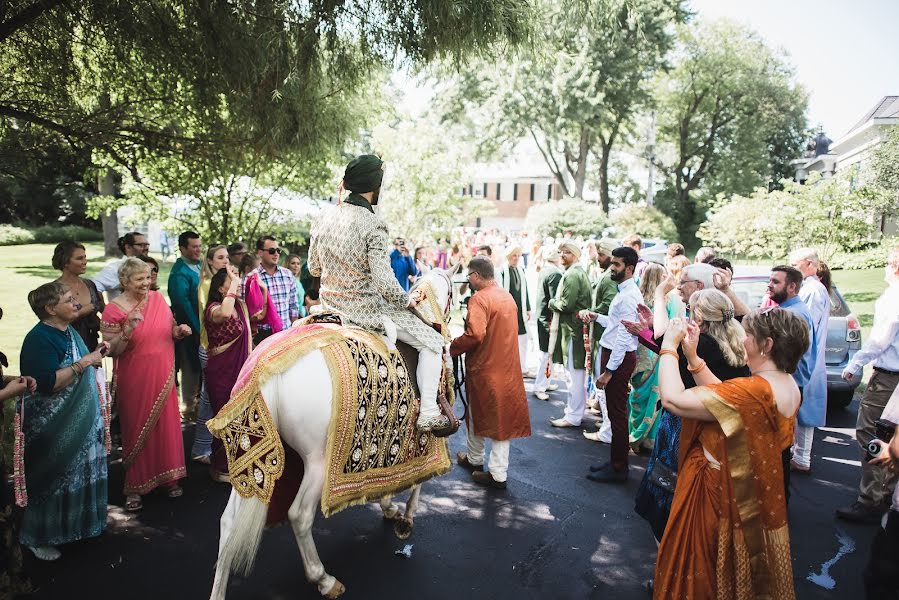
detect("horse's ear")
[450,262,463,276]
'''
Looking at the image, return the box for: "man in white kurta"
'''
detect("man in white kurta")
[790,247,831,472]
[499,246,531,377]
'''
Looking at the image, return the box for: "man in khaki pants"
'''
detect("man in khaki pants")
[837,245,899,523]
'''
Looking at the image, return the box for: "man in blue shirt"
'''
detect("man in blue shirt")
[390,238,418,292]
[768,265,816,488]
[168,230,203,420]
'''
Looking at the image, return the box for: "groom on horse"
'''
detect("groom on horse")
[307,154,451,433]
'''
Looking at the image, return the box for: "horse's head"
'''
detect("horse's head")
[410,265,460,334]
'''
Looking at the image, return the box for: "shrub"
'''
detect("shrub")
[0,224,102,246]
[526,200,609,238]
[610,204,679,241]
[829,237,899,270]
[0,224,36,245]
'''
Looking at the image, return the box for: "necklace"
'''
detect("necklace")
[753,369,783,375]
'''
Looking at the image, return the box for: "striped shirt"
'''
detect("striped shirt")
[255,265,299,328]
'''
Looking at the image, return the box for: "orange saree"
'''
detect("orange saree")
[654,376,794,600]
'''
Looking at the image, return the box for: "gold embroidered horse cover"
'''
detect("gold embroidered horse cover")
[207,323,451,516]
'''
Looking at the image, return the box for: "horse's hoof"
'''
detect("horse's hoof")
[324,579,345,599]
[393,517,413,540]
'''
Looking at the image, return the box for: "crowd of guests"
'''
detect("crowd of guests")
[444,233,899,599]
[2,224,898,599]
[1,231,320,570]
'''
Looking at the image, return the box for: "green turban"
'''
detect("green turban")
[343,154,384,193]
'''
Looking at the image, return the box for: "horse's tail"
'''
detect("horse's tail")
[216,378,282,577]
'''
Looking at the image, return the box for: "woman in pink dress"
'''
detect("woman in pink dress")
[101,258,191,511]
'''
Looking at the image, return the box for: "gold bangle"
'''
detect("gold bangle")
[688,360,707,374]
[659,349,679,360]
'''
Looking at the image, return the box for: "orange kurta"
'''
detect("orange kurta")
[654,376,794,600]
[450,283,531,441]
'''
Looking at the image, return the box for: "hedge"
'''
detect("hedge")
[0,224,104,246]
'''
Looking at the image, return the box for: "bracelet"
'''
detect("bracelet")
[70,363,83,378]
[687,360,707,374]
[225,292,239,299]
[659,349,678,360]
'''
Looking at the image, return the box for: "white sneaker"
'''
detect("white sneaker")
[535,392,550,401]
[547,384,558,391]
[29,545,61,561]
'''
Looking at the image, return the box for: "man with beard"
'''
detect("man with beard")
[547,242,593,427]
[581,247,641,483]
[768,265,815,496]
[308,154,449,433]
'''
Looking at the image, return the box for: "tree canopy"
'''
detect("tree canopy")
[437,0,686,211]
[653,19,809,240]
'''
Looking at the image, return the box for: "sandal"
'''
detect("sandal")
[125,494,142,512]
[166,484,183,499]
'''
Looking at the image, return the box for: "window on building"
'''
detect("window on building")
[513,183,518,201]
[496,183,502,200]
[530,183,536,201]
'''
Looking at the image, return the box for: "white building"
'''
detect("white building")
[793,95,898,235]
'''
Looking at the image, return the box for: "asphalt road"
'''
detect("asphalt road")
[22,385,881,600]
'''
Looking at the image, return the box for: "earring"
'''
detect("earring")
[760,351,765,356]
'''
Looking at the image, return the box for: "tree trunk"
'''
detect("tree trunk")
[98,169,120,257]
[598,146,611,213]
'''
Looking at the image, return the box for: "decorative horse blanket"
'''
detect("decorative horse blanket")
[207,319,452,522]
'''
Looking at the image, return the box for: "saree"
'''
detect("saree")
[18,324,108,546]
[629,296,681,451]
[101,291,185,495]
[654,376,794,600]
[204,300,252,473]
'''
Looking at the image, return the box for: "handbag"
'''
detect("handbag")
[647,459,677,494]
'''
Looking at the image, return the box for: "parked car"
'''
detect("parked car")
[730,267,862,409]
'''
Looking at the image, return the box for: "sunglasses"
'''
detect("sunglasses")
[264,248,282,255]
[132,243,150,248]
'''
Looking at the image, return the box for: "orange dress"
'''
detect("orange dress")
[449,283,531,441]
[653,376,794,600]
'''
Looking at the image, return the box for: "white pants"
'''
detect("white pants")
[793,425,815,469]
[466,415,511,482]
[564,339,586,426]
[591,361,612,440]
[518,334,529,373]
[394,324,442,420]
[534,351,555,393]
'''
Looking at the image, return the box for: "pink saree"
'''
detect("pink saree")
[101,291,186,495]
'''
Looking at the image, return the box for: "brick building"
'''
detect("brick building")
[462,162,563,230]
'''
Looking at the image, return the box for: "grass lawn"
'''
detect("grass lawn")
[832,267,887,340]
[0,242,174,374]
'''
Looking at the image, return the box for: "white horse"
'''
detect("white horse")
[209,269,456,599]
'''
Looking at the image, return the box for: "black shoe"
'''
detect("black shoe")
[589,461,610,473]
[835,501,884,524]
[587,469,628,483]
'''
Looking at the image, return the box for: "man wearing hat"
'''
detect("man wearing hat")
[308,155,450,433]
[499,246,531,377]
[547,242,593,427]
[579,239,618,441]
[533,246,563,400]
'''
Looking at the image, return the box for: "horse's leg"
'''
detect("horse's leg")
[393,484,420,540]
[379,494,401,520]
[287,458,343,598]
[209,489,242,600]
[270,351,343,598]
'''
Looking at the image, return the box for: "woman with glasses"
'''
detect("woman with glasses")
[52,241,105,351]
[101,258,190,512]
[653,306,806,599]
[18,283,110,561]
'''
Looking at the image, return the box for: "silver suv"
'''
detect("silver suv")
[730,267,862,409]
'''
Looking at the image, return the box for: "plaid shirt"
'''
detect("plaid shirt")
[254,265,299,329]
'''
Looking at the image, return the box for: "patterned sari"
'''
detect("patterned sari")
[19,324,108,546]
[653,376,794,600]
[101,292,185,495]
[204,300,252,473]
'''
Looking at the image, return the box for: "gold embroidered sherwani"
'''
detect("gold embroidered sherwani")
[308,197,445,354]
